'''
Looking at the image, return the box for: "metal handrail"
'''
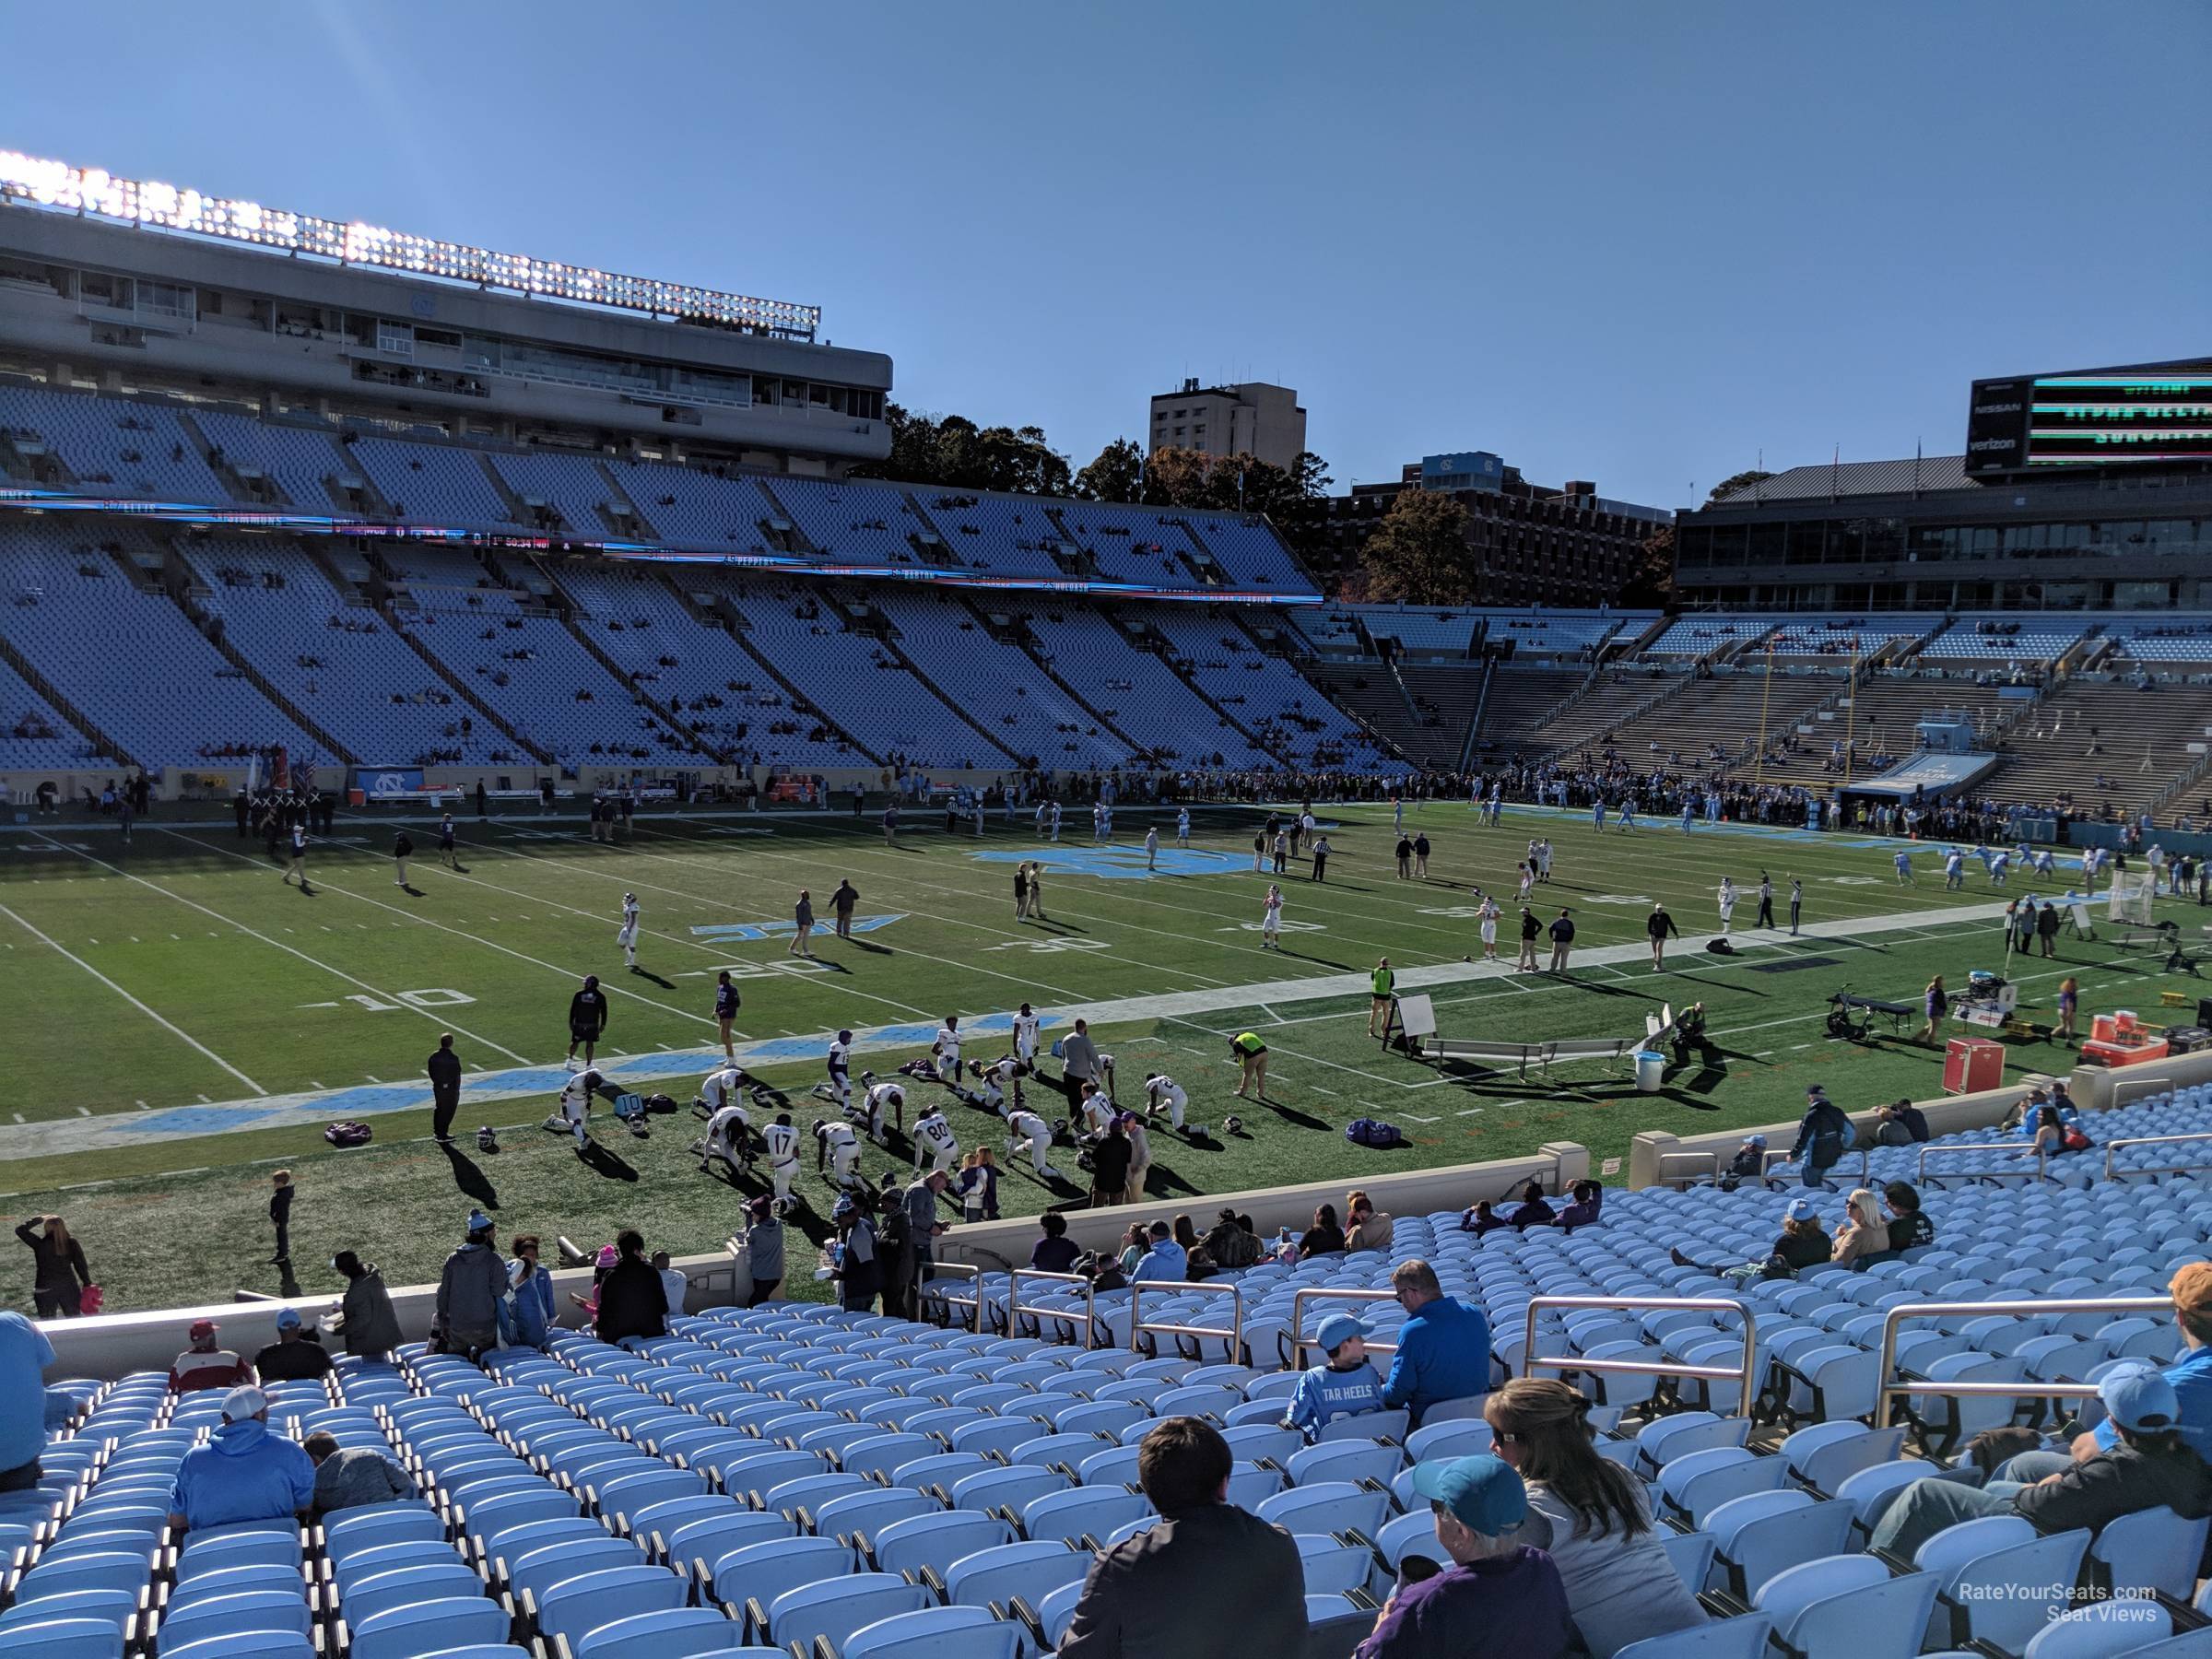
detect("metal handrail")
[1874,1295,2173,1428]
[926,1261,984,1335]
[1521,1295,1759,1418]
[1918,1141,2049,1183]
[2105,1132,2212,1180]
[1006,1268,1098,1349]
[1288,1288,1402,1369]
[1131,1280,1243,1363]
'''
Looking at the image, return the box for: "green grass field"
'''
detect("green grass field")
[0,798,2192,1316]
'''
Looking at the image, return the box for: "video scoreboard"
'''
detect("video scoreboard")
[1966,359,2212,476]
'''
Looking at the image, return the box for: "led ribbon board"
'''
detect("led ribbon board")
[0,149,818,339]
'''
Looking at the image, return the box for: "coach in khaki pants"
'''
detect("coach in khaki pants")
[1547,908,1576,972]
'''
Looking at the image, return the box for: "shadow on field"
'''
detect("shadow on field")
[1253,1095,1332,1132]
[441,1142,500,1210]
[578,1143,640,1181]
[630,968,677,989]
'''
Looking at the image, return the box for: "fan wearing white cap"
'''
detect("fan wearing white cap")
[165,1382,316,1534]
[1281,1312,1388,1440]
[1867,1364,2212,1558]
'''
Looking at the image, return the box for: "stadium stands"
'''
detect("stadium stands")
[184,536,512,767]
[1559,671,1839,773]
[190,410,356,513]
[1149,610,1387,769]
[0,653,106,771]
[0,524,323,767]
[1018,606,1281,769]
[1353,606,1478,659]
[2110,618,2212,667]
[486,450,636,538]
[1464,665,1583,758]
[877,594,1134,770]
[18,1076,2212,1659]
[0,383,227,502]
[1914,616,2089,668]
[1979,677,2212,820]
[1640,617,1781,660]
[1480,609,1634,662]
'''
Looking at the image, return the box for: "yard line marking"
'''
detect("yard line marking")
[1309,1085,1339,1097]
[1455,1106,1486,1117]
[198,1094,212,1103]
[310,1081,324,1089]
[1402,1113,1441,1124]
[38,833,535,1067]
[74,1106,89,1116]
[0,898,267,1095]
[364,1075,382,1083]
[135,1100,147,1109]
[1754,1050,1778,1058]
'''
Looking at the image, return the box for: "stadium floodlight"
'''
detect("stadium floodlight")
[0,149,819,339]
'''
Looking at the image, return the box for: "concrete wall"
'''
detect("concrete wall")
[36,1143,1594,1382]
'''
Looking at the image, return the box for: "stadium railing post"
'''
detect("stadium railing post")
[1521,1294,1759,1418]
[1130,1281,1242,1366]
[1006,1268,1098,1349]
[1873,1294,2172,1430]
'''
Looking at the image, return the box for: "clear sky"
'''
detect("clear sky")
[5,2,2202,509]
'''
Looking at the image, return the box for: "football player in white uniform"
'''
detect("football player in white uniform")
[1012,1003,1041,1068]
[760,1112,802,1210]
[856,1071,905,1142]
[545,1068,602,1150]
[821,1030,853,1112]
[1076,1079,1116,1135]
[912,1104,960,1175]
[813,1116,862,1188]
[697,1065,751,1117]
[931,1017,963,1085]
[1004,1107,1061,1180]
[692,1102,751,1178]
[1176,806,1191,847]
[1143,1072,1188,1132]
[615,892,641,970]
[972,1053,1022,1115]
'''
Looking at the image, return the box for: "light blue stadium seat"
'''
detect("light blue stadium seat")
[941,1539,1087,1612]
[1706,1490,1853,1601]
[0,1590,138,1640]
[712,1536,853,1637]
[1021,1485,1149,1548]
[350,1596,511,1659]
[345,1562,484,1626]
[1613,1615,1775,1659]
[1295,1535,1374,1596]
[531,1565,686,1651]
[571,1606,764,1659]
[1285,1441,1401,1488]
[14,1552,149,1604]
[1255,1480,1390,1540]
[840,1604,1020,1659]
[1936,1528,2090,1654]
[0,1618,126,1659]
[2023,1597,2173,1657]
[873,1512,1016,1582]
[807,1487,939,1547]
[155,1591,315,1648]
[2092,1507,2209,1600]
[1754,1557,1940,1659]
[506,1537,643,1614]
[766,1574,931,1657]
[159,1633,315,1659]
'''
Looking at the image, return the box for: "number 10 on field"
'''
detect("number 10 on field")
[300,988,477,1012]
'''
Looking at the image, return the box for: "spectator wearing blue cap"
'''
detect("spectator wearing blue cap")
[1868,1365,2212,1558]
[166,1384,317,1534]
[0,1311,55,1492]
[1284,1313,1387,1440]
[1674,1197,1832,1282]
[1722,1134,1768,1186]
[1353,1453,1570,1658]
[1380,1260,1492,1426]
[434,1208,508,1359]
[252,1305,335,1382]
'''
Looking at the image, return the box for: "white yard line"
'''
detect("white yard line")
[34,833,535,1066]
[0,899,266,1095]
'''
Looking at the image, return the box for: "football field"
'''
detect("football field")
[0,798,2188,1315]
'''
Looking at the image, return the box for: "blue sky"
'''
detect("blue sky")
[6,2,2201,509]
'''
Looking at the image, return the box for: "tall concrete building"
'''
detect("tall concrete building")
[1148,379,1307,470]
